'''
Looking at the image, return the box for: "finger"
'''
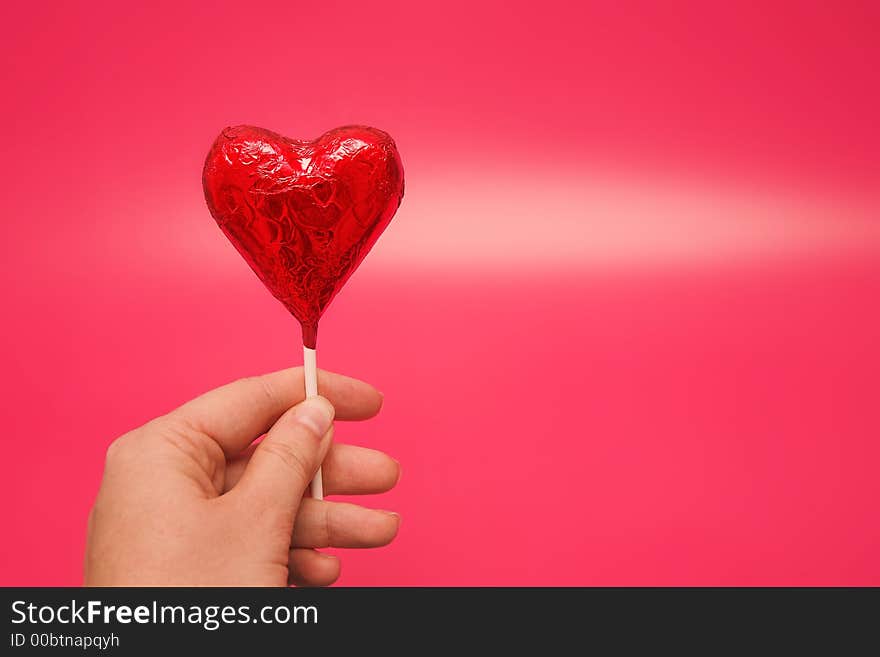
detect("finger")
[322,444,401,496]
[288,549,340,587]
[292,499,400,549]
[233,397,334,514]
[223,443,400,495]
[169,367,382,456]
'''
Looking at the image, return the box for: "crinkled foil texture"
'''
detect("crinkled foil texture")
[203,125,404,347]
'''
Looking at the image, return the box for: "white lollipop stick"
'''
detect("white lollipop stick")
[303,345,323,499]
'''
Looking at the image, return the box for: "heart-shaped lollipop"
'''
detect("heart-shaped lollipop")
[203,125,405,348]
[203,124,404,499]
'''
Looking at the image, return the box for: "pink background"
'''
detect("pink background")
[2,1,879,585]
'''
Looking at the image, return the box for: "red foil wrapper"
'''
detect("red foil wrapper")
[203,125,405,347]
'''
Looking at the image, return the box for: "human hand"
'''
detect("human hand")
[84,368,400,586]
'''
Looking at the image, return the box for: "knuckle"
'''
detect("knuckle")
[260,439,312,482]
[104,434,133,465]
[158,425,218,468]
[249,375,279,405]
[294,415,325,442]
[321,506,334,547]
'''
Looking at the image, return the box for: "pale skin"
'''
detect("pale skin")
[84,368,400,586]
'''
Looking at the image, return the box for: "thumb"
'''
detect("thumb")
[234,396,335,515]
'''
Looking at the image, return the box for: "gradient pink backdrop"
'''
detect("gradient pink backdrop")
[2,1,879,585]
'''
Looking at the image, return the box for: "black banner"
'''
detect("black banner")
[1,588,877,652]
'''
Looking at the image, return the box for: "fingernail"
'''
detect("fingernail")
[380,510,400,519]
[295,397,334,438]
